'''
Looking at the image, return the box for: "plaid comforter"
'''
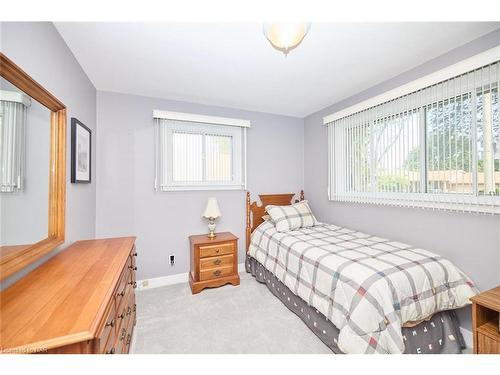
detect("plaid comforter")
[249,221,477,354]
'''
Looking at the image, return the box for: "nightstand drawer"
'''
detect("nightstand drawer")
[199,265,233,281]
[199,254,233,270]
[199,242,234,258]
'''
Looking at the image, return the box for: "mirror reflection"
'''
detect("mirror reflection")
[0,77,50,256]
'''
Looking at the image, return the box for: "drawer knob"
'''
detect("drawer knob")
[214,259,222,265]
[213,270,221,276]
[120,328,126,341]
[105,319,115,328]
[118,311,125,319]
[133,303,137,313]
[126,334,131,345]
[129,266,138,271]
[127,306,132,316]
[215,249,220,254]
[117,290,125,298]
[107,347,115,354]
[132,252,138,257]
[128,281,137,288]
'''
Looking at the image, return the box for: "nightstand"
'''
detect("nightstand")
[471,286,500,354]
[189,232,240,294]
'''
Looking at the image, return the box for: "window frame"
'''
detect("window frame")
[327,85,500,214]
[155,117,247,192]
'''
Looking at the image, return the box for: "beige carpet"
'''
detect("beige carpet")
[130,272,332,354]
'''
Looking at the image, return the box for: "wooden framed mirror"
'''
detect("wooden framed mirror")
[0,53,66,281]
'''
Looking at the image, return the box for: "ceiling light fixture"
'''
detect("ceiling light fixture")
[263,22,311,56]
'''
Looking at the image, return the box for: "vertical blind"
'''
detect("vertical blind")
[0,97,28,193]
[327,60,500,214]
[155,117,246,191]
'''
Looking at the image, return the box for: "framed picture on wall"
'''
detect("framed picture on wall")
[70,117,91,183]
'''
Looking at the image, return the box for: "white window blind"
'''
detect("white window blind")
[326,60,500,214]
[0,91,30,193]
[154,112,247,191]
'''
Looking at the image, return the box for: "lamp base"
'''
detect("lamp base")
[207,218,216,239]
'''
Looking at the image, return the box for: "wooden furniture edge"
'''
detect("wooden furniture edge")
[0,331,94,354]
[0,53,66,281]
[85,237,137,339]
[245,190,304,252]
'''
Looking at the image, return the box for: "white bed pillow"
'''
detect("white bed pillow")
[265,200,318,232]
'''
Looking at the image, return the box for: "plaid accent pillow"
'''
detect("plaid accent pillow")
[265,200,318,232]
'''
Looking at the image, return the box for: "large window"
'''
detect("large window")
[327,60,500,214]
[154,111,248,191]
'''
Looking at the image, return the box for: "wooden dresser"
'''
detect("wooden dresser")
[471,286,500,354]
[189,232,240,294]
[0,237,137,354]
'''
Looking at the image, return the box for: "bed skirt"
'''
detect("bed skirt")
[246,255,466,354]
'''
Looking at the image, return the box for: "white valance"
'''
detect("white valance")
[153,110,251,128]
[0,90,31,108]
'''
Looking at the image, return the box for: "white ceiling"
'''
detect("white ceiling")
[55,22,499,117]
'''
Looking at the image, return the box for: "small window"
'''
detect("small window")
[154,111,248,191]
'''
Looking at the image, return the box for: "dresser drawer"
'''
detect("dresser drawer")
[115,268,129,307]
[199,242,234,258]
[199,265,233,281]
[199,254,233,270]
[102,329,118,354]
[98,302,116,353]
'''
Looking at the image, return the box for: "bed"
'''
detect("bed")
[245,191,478,354]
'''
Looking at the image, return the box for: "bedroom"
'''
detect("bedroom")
[1,0,499,372]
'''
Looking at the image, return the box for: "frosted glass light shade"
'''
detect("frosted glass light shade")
[203,197,221,218]
[263,22,311,55]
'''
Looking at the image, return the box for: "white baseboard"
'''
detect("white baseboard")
[460,327,473,350]
[137,262,246,291]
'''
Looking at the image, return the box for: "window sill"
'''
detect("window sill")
[158,185,245,192]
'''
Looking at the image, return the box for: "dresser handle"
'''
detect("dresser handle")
[132,252,138,257]
[127,306,132,316]
[126,334,131,345]
[117,290,125,298]
[118,310,125,319]
[128,280,137,288]
[105,319,115,328]
[106,347,115,354]
[129,266,138,271]
[214,259,222,265]
[213,270,221,277]
[133,303,136,313]
[120,328,126,341]
[215,249,220,254]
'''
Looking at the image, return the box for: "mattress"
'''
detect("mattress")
[248,220,476,353]
[246,255,466,354]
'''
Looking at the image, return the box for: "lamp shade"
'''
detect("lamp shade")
[203,198,221,219]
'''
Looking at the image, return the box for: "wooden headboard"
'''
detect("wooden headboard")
[245,190,304,251]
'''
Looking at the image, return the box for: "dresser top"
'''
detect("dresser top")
[0,236,135,353]
[189,232,238,246]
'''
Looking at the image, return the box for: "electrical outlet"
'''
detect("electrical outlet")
[169,254,175,266]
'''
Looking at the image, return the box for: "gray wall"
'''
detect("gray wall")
[0,22,97,288]
[304,28,500,330]
[95,91,304,281]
